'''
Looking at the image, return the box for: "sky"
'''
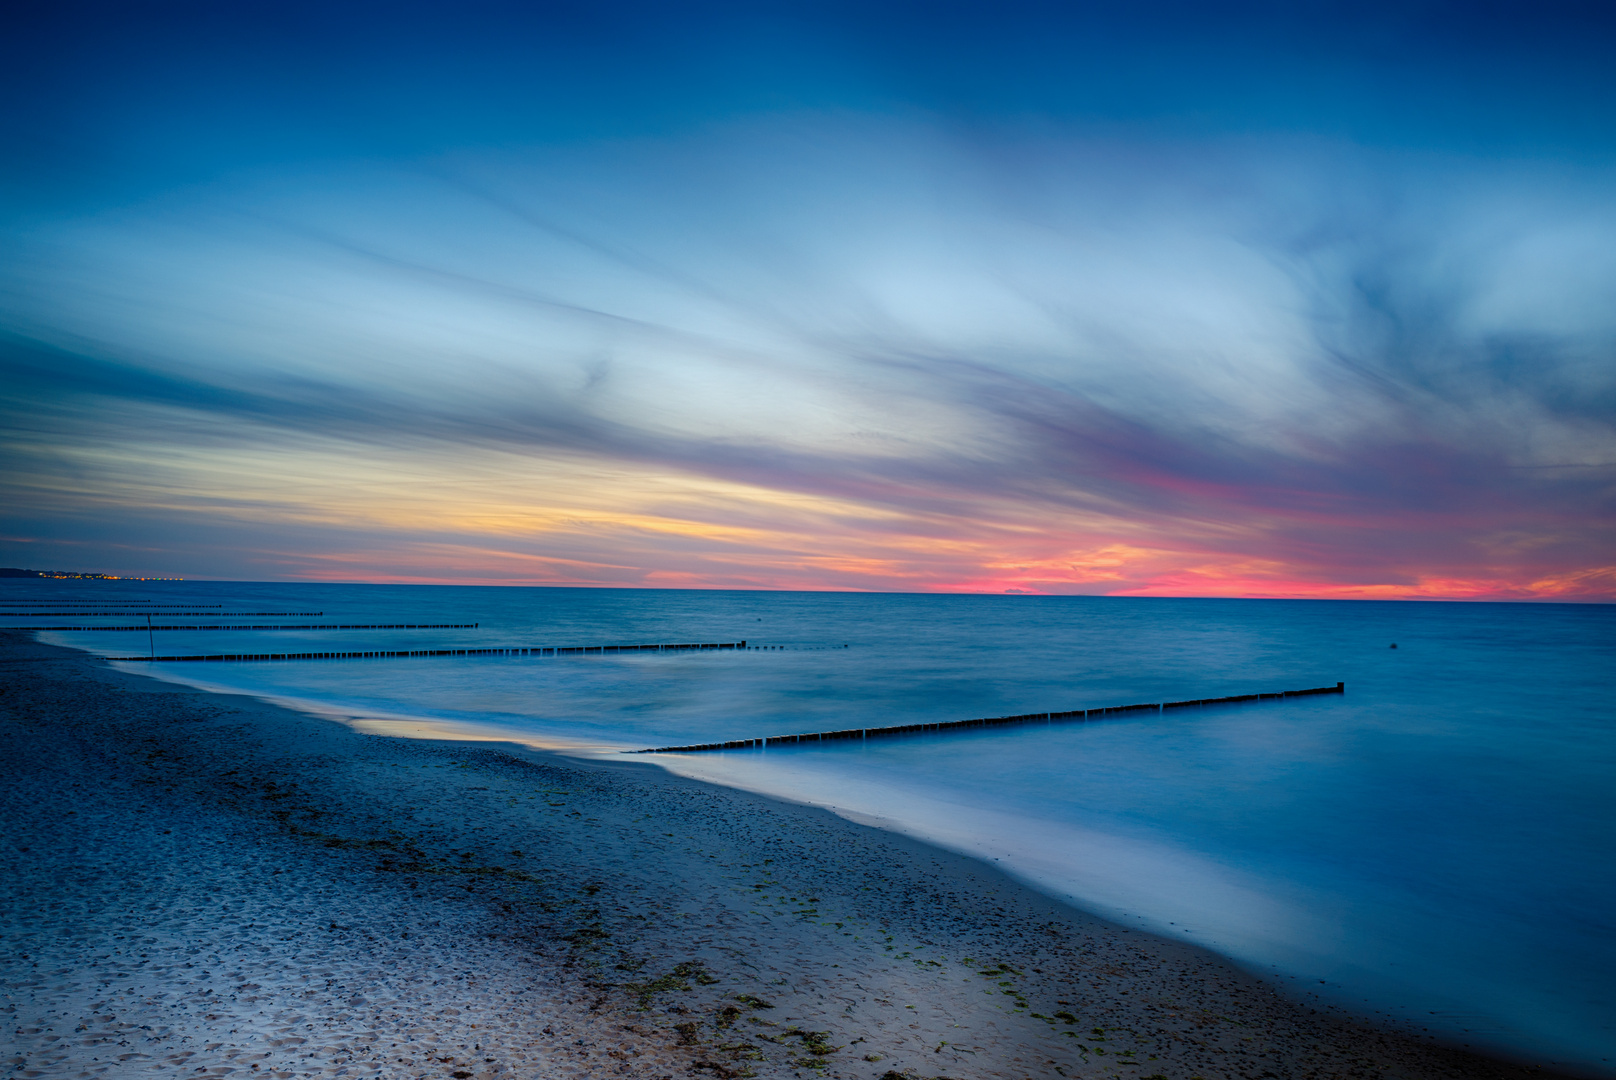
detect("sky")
[3,1,1614,598]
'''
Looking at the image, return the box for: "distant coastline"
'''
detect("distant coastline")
[0,567,184,581]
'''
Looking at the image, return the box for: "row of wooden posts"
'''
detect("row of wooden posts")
[1,611,323,617]
[639,682,1346,753]
[34,623,477,632]
[0,603,224,608]
[112,641,749,662]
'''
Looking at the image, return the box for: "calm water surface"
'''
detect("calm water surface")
[7,583,1612,1073]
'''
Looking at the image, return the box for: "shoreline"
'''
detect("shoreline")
[1,630,1586,1080]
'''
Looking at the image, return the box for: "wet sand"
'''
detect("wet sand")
[1,631,1576,1080]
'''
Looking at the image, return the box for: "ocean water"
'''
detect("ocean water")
[6,582,1613,1073]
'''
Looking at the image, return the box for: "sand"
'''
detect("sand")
[0,630,1575,1080]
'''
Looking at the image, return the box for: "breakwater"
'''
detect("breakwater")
[0,604,224,611]
[1,611,322,617]
[31,623,477,631]
[111,641,747,663]
[639,681,1345,752]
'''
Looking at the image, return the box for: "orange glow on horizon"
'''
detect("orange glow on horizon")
[261,541,1616,602]
[8,413,1612,603]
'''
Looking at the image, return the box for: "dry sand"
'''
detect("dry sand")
[1,631,1574,1080]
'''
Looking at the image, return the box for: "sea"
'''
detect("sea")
[5,581,1612,1074]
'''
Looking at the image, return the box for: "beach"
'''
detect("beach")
[0,630,1577,1080]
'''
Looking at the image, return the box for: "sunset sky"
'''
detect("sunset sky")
[3,2,1614,598]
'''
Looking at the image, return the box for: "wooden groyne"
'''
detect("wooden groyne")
[1,611,324,617]
[0,604,224,610]
[639,682,1345,753]
[111,641,747,663]
[30,623,478,631]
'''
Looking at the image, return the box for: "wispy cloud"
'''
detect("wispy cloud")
[2,115,1612,595]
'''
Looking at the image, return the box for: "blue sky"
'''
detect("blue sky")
[3,2,1614,595]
